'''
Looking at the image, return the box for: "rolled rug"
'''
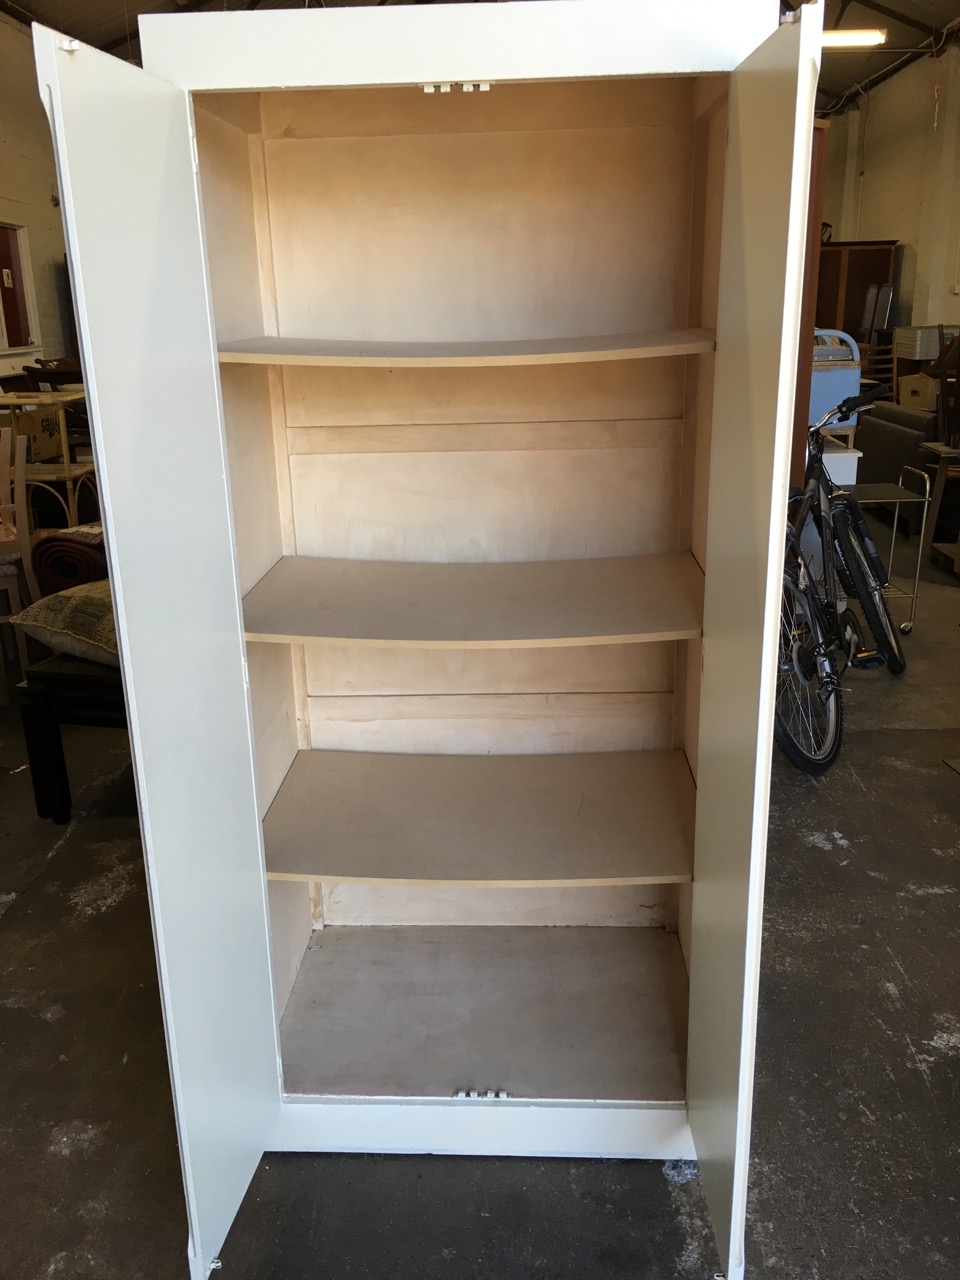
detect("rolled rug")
[32,523,108,597]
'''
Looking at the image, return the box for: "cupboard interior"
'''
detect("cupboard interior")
[194,75,728,1109]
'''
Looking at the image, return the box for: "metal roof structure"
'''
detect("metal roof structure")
[0,0,957,114]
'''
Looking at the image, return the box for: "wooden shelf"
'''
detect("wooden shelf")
[243,553,704,648]
[264,749,694,887]
[218,329,716,369]
[280,926,688,1101]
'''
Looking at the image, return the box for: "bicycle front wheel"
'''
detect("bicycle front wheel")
[834,509,906,675]
[774,569,844,773]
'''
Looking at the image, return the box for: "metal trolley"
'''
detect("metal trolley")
[851,466,932,634]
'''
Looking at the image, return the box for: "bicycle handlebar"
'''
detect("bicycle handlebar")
[810,384,890,433]
[837,384,890,418]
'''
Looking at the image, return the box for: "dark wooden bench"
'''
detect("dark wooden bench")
[17,654,126,824]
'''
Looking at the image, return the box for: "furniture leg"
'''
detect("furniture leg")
[922,457,950,561]
[19,689,72,823]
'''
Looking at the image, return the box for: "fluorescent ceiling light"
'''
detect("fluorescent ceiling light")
[822,28,887,48]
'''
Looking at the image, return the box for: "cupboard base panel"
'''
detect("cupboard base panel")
[280,925,688,1102]
[270,1097,695,1161]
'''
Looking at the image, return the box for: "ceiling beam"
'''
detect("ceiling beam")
[849,0,942,37]
[0,0,39,28]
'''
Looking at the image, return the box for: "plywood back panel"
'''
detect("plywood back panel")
[261,79,693,141]
[248,642,299,817]
[220,364,283,593]
[265,125,692,342]
[282,360,684,427]
[307,692,672,754]
[319,883,673,928]
[304,642,674,697]
[290,445,681,562]
[194,106,263,343]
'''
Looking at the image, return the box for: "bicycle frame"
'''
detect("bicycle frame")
[787,420,848,657]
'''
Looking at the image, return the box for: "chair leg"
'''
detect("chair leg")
[7,583,28,680]
[2,577,29,676]
[19,688,72,824]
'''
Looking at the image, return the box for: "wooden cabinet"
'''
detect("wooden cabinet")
[34,3,820,1277]
[816,238,899,336]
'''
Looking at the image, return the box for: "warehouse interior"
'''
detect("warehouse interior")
[1,3,959,1279]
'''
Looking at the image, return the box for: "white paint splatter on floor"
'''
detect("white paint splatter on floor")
[47,1120,107,1158]
[67,840,140,919]
[662,1161,715,1276]
[77,1196,109,1222]
[902,883,957,897]
[0,891,15,918]
[925,1013,960,1056]
[802,829,853,852]
[662,1160,697,1185]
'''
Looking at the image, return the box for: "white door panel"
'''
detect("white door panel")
[687,8,821,1280]
[33,27,279,1280]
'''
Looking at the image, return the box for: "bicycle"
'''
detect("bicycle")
[774,385,905,773]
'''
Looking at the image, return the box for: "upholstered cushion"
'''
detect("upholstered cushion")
[12,578,119,667]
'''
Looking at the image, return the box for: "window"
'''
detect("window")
[0,223,38,352]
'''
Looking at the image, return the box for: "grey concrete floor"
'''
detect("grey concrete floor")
[1,544,958,1279]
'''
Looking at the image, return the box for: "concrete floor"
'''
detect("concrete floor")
[1,553,958,1279]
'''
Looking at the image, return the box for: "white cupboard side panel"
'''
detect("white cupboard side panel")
[34,28,279,1280]
[686,11,820,1280]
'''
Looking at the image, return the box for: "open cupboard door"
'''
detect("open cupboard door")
[688,9,820,1280]
[33,27,279,1280]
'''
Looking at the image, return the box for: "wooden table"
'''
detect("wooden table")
[17,654,126,824]
[918,440,960,566]
[0,390,91,526]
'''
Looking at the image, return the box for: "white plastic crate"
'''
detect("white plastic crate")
[894,325,960,360]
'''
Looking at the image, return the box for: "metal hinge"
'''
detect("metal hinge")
[455,1088,510,1100]
[188,126,199,174]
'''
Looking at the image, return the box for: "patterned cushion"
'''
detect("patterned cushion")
[0,562,18,577]
[12,578,119,667]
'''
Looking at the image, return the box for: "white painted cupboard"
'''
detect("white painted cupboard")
[33,3,821,1277]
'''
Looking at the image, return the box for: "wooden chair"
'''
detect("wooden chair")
[21,358,83,393]
[0,428,38,701]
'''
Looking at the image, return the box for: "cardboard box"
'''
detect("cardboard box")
[898,373,940,412]
[0,404,61,462]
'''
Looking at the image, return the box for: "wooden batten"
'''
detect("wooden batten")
[303,641,675,698]
[306,692,674,755]
[286,418,680,455]
[318,884,674,929]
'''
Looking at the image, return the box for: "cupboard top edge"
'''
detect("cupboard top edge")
[138,0,779,92]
